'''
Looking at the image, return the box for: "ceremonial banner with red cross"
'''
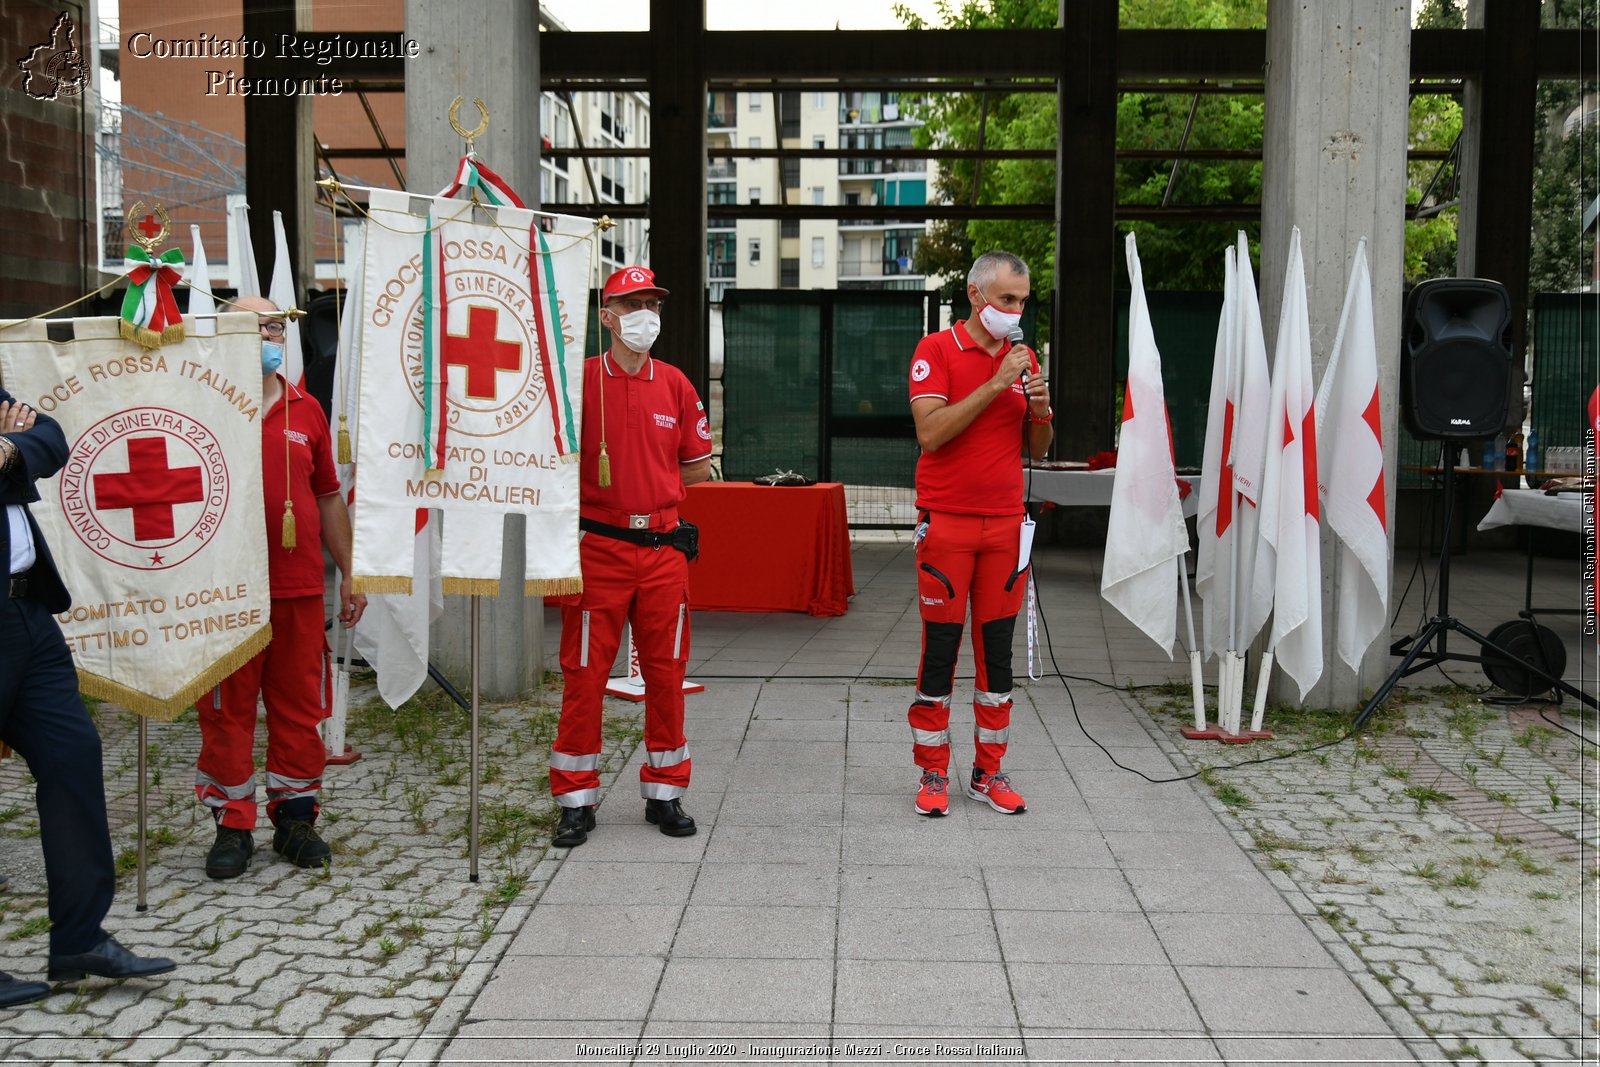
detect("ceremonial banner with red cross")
[0,313,270,719]
[353,188,590,597]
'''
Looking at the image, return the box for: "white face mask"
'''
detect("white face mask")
[615,308,661,353]
[977,296,1023,342]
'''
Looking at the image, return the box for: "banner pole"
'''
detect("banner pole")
[136,715,148,912]
[469,595,481,883]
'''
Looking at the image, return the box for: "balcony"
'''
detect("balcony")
[710,261,737,279]
[838,257,922,279]
[707,110,736,129]
[708,161,736,180]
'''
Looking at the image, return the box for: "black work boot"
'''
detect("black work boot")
[272,819,331,869]
[554,805,596,847]
[644,798,696,837]
[205,826,254,880]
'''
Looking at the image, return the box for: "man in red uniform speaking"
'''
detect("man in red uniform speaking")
[549,267,713,847]
[195,297,365,879]
[907,251,1053,817]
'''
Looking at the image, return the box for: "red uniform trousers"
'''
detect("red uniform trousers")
[196,595,331,829]
[909,511,1027,776]
[551,530,692,808]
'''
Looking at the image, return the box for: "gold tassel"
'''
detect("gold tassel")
[160,321,186,344]
[597,443,612,488]
[337,415,353,464]
[354,575,413,595]
[442,577,502,597]
[281,499,297,549]
[526,576,584,597]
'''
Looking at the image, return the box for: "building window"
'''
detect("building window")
[811,236,824,268]
[749,238,761,263]
[810,186,825,206]
[749,136,761,149]
[813,92,826,110]
[780,219,800,238]
[780,257,799,287]
[748,187,762,204]
[813,136,826,150]
[749,95,761,111]
[781,158,800,191]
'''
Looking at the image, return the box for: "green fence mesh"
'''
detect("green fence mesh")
[1531,292,1600,452]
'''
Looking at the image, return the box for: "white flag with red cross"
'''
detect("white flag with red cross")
[1196,244,1238,659]
[1314,238,1389,671]
[1247,227,1323,700]
[1101,232,1191,655]
[352,187,592,598]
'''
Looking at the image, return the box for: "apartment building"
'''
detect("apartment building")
[707,89,934,302]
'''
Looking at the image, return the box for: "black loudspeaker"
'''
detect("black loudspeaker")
[1400,278,1514,441]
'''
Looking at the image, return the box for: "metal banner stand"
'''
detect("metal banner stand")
[135,716,148,911]
[469,595,481,882]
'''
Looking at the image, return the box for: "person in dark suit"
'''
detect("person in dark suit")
[0,388,175,1008]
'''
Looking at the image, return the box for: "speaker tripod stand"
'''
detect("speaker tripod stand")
[1353,451,1597,729]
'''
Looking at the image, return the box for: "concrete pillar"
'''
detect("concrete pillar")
[405,0,542,699]
[1261,0,1410,709]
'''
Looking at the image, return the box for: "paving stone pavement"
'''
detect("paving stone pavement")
[0,540,1594,1065]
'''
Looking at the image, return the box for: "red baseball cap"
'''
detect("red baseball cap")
[602,265,669,303]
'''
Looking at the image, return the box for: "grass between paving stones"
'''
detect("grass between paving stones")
[0,670,644,1058]
[1134,683,1596,1065]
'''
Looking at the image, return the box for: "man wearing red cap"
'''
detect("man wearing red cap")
[907,251,1052,818]
[194,297,366,880]
[549,266,713,847]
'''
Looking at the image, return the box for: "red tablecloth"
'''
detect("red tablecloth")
[679,482,854,616]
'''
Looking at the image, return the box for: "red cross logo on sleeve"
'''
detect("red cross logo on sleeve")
[444,305,522,401]
[92,436,205,541]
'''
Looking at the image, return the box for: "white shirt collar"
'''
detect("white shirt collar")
[602,350,654,380]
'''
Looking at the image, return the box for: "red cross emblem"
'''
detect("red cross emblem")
[444,305,522,401]
[92,436,205,541]
[137,213,163,239]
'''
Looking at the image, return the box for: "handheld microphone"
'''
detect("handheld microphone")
[1008,324,1028,386]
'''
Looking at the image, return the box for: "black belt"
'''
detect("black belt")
[7,575,28,599]
[579,517,699,561]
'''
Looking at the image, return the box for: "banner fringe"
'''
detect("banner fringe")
[119,319,162,350]
[526,576,583,597]
[160,321,186,345]
[77,625,274,722]
[354,575,413,595]
[443,577,500,597]
[560,452,580,465]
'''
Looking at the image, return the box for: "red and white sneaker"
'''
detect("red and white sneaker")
[967,769,1026,814]
[914,770,950,817]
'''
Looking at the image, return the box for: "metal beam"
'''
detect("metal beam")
[243,0,306,298]
[648,0,709,397]
[1057,0,1119,459]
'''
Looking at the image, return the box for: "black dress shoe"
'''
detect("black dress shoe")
[48,936,176,982]
[205,826,254,880]
[554,805,596,847]
[0,971,49,1008]
[644,798,697,837]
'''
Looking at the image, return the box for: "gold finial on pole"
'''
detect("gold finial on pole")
[597,215,617,232]
[449,96,490,149]
[124,201,171,253]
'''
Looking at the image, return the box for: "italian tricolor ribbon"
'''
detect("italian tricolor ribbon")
[530,225,579,460]
[120,246,186,349]
[416,155,528,475]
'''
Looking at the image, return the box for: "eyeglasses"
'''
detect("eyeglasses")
[608,297,663,313]
[259,320,286,338]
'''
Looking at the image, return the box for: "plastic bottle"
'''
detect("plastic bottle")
[1523,429,1540,486]
[1484,433,1504,471]
[1504,432,1522,471]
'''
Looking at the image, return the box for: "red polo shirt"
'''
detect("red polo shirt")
[909,320,1038,516]
[578,352,712,517]
[261,376,341,597]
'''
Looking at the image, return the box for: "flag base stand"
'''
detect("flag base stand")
[326,745,363,765]
[1245,728,1274,740]
[1219,730,1259,744]
[604,624,704,701]
[605,678,705,701]
[1182,724,1228,740]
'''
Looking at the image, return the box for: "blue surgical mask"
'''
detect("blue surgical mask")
[261,340,284,376]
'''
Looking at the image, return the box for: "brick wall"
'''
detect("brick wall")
[0,0,93,320]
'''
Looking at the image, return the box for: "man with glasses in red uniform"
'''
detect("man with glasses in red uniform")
[549,267,713,847]
[907,251,1053,817]
[195,297,366,879]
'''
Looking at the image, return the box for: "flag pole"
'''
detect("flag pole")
[136,716,148,911]
[468,596,481,883]
[1177,551,1206,732]
[1249,642,1276,737]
